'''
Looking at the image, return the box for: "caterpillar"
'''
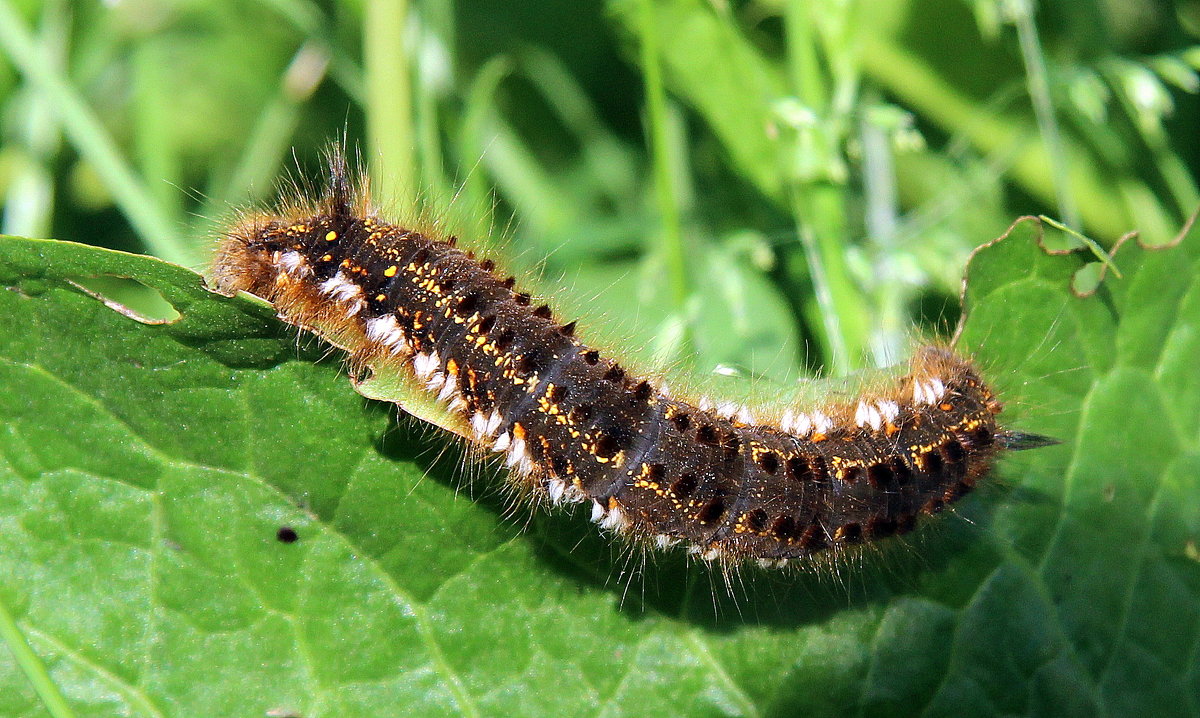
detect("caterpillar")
[211,151,1054,569]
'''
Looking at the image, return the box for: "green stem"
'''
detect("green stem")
[859,97,905,366]
[0,594,78,718]
[0,0,189,264]
[789,185,862,375]
[415,0,454,215]
[636,0,689,320]
[1012,2,1080,229]
[782,3,867,374]
[364,0,416,214]
[785,1,826,112]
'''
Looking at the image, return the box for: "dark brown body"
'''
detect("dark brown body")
[213,177,1008,563]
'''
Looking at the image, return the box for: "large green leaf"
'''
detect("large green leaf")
[0,223,1196,717]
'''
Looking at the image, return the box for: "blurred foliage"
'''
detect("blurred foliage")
[0,0,1196,377]
[2,2,1200,716]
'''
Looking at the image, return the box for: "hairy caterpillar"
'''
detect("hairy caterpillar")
[211,151,1053,568]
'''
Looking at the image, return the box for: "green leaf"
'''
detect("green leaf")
[1,224,1197,716]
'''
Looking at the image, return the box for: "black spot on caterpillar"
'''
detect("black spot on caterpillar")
[211,150,1055,569]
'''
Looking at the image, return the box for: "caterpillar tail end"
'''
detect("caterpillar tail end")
[997,430,1061,451]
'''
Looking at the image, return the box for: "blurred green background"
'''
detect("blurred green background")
[0,0,1196,381]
